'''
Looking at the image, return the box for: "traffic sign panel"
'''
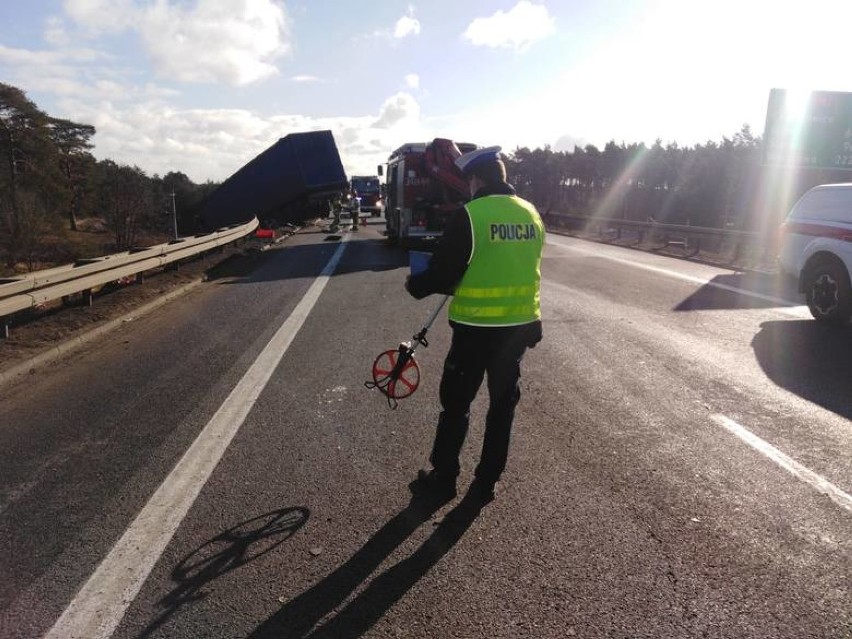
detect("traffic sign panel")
[762,89,852,170]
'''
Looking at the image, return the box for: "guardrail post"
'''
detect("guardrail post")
[689,236,701,257]
[83,289,93,307]
[2,318,9,339]
[759,244,773,270]
[731,240,743,265]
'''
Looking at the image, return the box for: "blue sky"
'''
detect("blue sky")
[2,1,851,183]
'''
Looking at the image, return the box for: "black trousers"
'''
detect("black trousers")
[429,322,540,484]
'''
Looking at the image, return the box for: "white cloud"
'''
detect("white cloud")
[62,0,137,33]
[394,12,420,39]
[369,5,420,41]
[372,92,420,129]
[404,73,419,89]
[463,1,555,52]
[0,44,104,66]
[0,44,113,99]
[553,134,587,153]
[59,0,292,86]
[291,75,324,83]
[59,98,289,180]
[44,15,72,46]
[0,44,180,103]
[138,0,291,85]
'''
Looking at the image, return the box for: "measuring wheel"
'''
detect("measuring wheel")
[364,294,449,409]
[371,348,421,401]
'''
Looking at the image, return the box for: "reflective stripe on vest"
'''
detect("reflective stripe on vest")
[449,194,544,327]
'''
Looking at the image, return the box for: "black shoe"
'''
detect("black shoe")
[469,478,496,503]
[409,469,457,501]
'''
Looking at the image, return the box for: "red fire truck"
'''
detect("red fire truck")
[380,138,477,245]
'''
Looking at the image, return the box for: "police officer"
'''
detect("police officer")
[405,145,544,502]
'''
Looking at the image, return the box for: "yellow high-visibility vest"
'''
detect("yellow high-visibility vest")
[449,195,544,326]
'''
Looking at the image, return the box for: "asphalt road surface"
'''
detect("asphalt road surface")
[1,218,850,639]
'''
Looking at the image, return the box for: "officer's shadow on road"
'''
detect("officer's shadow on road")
[137,507,310,639]
[247,491,487,639]
[752,319,852,421]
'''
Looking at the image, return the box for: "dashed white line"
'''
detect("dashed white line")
[42,237,350,639]
[712,414,852,514]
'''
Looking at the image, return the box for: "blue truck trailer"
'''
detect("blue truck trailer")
[198,130,348,231]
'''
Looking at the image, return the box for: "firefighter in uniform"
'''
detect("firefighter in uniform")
[405,145,544,502]
[329,192,343,232]
[350,189,360,231]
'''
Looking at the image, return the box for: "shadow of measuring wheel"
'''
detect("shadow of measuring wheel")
[138,506,310,638]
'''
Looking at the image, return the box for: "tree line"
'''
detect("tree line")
[505,129,852,235]
[504,129,765,229]
[0,83,216,272]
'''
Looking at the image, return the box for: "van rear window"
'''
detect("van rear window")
[789,188,852,223]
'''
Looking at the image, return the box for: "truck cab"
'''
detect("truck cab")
[382,140,477,245]
[349,175,384,217]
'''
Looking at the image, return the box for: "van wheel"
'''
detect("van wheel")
[805,260,852,323]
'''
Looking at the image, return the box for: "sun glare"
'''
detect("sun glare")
[783,90,812,122]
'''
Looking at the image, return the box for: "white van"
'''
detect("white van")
[778,183,852,323]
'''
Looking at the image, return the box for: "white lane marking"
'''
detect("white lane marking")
[547,236,807,315]
[43,238,350,639]
[712,414,852,514]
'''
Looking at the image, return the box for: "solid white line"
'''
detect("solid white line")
[547,236,806,313]
[42,238,350,639]
[712,414,852,514]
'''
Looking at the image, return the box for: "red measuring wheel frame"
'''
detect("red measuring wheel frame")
[371,349,421,399]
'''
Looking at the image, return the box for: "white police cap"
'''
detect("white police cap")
[454,146,502,176]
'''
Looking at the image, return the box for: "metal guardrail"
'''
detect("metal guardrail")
[544,212,773,266]
[0,218,259,336]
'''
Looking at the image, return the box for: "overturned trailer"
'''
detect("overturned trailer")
[199,130,348,231]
